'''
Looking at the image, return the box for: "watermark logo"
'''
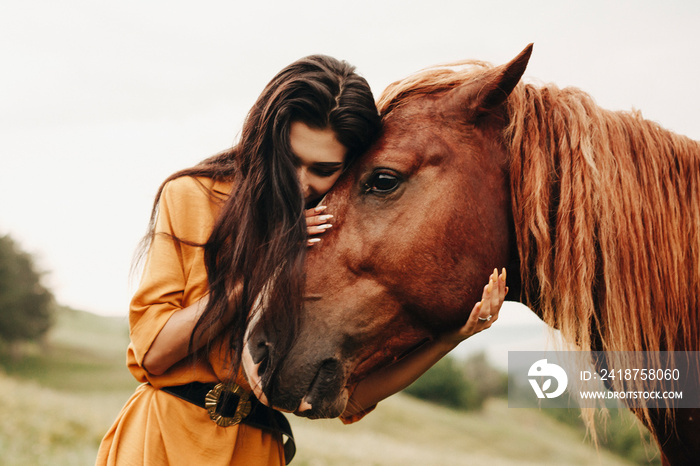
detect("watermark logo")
[528,359,568,399]
[509,351,700,408]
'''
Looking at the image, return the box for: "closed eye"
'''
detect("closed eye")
[308,161,343,177]
[311,166,342,178]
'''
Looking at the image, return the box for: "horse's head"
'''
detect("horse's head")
[242,45,533,418]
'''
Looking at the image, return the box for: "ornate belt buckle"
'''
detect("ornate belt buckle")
[204,383,252,427]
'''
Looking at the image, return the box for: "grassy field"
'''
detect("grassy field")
[0,307,661,465]
[0,308,138,465]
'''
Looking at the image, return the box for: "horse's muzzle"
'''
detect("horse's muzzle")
[242,329,349,418]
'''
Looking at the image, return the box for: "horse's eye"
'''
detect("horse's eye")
[364,171,402,195]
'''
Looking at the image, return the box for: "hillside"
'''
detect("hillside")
[0,307,659,465]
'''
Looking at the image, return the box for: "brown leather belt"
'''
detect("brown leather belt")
[160,382,295,464]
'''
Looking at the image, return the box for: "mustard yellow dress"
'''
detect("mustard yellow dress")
[96,176,285,465]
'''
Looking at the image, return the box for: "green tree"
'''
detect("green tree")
[0,235,54,351]
[404,351,508,411]
[404,355,481,410]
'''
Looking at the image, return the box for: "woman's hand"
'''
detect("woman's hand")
[439,268,508,347]
[305,205,333,246]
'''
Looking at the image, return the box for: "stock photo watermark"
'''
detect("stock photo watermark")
[508,351,700,409]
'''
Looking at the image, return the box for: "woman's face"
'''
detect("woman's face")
[289,121,348,204]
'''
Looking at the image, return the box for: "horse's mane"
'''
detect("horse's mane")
[507,79,700,442]
[506,83,700,357]
[378,60,700,440]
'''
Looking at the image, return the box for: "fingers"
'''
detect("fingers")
[478,268,507,323]
[489,270,500,314]
[308,221,333,236]
[305,205,327,223]
[305,206,331,224]
[498,267,507,301]
[441,267,509,345]
[476,270,495,320]
[477,292,494,323]
[468,300,493,336]
[306,205,332,247]
[305,206,333,228]
[469,302,484,326]
[462,297,494,337]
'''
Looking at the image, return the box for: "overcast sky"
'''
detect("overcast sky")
[1,0,699,318]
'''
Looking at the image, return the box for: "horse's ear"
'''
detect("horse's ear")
[459,44,533,120]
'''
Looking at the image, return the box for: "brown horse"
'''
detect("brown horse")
[243,45,700,464]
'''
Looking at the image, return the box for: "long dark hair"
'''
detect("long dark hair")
[140,55,380,385]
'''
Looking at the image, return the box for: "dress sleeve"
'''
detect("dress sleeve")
[128,177,218,371]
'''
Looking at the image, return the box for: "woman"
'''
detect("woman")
[97,55,506,466]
